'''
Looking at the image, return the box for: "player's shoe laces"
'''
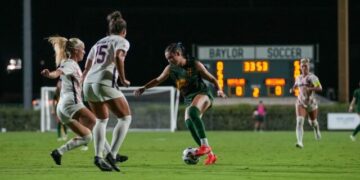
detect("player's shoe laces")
[105,153,121,172]
[116,154,128,163]
[195,145,212,156]
[204,153,217,165]
[295,143,304,149]
[50,149,62,165]
[94,156,112,171]
[350,135,356,141]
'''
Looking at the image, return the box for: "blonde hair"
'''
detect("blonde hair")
[48,36,84,66]
[300,57,310,65]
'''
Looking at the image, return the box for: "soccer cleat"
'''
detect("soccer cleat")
[204,153,217,165]
[116,154,128,163]
[350,135,356,141]
[295,143,304,149]
[195,145,212,156]
[50,149,62,165]
[105,153,121,172]
[94,156,113,171]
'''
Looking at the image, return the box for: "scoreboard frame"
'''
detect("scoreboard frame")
[195,45,316,97]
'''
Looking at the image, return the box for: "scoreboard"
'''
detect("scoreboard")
[196,45,315,97]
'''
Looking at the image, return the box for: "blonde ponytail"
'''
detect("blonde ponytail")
[48,36,68,66]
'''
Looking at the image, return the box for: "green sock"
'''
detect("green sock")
[353,124,360,136]
[185,119,201,146]
[63,124,68,134]
[188,106,206,139]
[57,123,61,138]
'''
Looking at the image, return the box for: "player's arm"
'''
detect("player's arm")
[82,58,93,83]
[82,45,95,83]
[349,96,356,112]
[134,65,170,96]
[289,80,299,94]
[307,78,322,92]
[195,61,226,98]
[41,69,62,79]
[115,49,130,87]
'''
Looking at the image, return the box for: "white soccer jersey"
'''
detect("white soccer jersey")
[58,59,83,103]
[295,73,321,108]
[84,35,130,87]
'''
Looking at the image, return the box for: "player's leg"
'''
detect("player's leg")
[62,124,68,140]
[56,122,62,141]
[88,101,113,171]
[104,140,128,162]
[105,97,131,172]
[254,120,260,132]
[74,108,97,151]
[295,104,306,148]
[188,94,212,156]
[350,117,360,141]
[89,101,109,158]
[83,83,113,171]
[184,107,201,146]
[51,120,92,165]
[308,108,321,140]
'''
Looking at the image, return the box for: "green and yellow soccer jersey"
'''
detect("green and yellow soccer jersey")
[353,88,360,113]
[169,59,213,105]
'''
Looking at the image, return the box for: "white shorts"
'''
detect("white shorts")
[296,99,318,112]
[83,83,125,102]
[56,96,85,124]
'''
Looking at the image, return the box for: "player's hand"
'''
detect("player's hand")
[118,78,130,87]
[349,106,353,112]
[289,88,294,94]
[134,87,146,96]
[217,90,226,98]
[41,69,50,78]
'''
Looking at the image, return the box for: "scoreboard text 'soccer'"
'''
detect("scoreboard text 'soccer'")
[196,45,315,97]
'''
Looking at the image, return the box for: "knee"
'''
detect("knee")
[296,116,305,126]
[187,106,200,119]
[309,119,318,127]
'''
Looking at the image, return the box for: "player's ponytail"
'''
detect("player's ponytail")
[48,36,68,66]
[107,11,126,35]
[165,42,189,58]
[48,36,84,66]
[107,11,122,22]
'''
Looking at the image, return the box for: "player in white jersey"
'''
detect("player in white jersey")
[290,58,322,148]
[83,11,131,172]
[41,36,112,171]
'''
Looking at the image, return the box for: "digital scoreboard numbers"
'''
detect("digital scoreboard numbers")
[197,45,315,97]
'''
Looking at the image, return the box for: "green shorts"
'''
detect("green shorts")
[184,89,214,106]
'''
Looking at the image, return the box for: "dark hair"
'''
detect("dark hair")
[165,42,186,56]
[107,11,127,34]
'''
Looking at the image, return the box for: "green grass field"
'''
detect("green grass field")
[0,131,359,180]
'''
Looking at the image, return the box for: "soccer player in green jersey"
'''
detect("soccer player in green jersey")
[349,81,360,141]
[134,42,226,165]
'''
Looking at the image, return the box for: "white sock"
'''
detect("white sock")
[311,119,321,139]
[103,140,111,156]
[200,138,209,146]
[110,115,132,158]
[58,133,92,155]
[93,118,108,158]
[296,117,304,145]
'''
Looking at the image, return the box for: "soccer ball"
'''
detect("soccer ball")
[182,147,199,165]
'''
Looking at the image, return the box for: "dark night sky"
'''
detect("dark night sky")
[0,0,359,103]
